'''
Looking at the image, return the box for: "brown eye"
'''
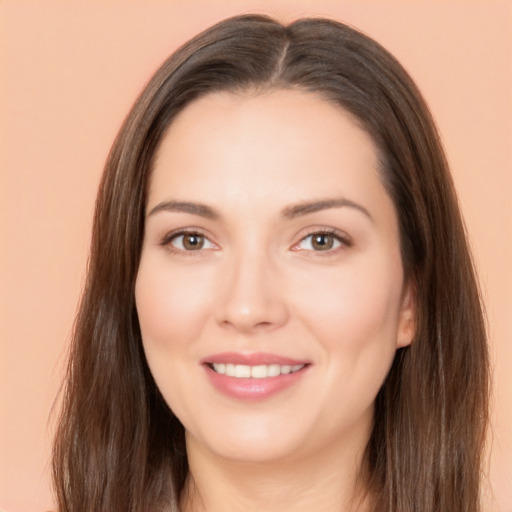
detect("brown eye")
[182,234,204,250]
[311,233,335,250]
[169,233,214,251]
[296,231,346,252]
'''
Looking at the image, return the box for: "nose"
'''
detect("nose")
[215,249,289,334]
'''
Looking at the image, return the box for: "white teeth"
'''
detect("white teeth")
[234,365,251,378]
[211,363,305,378]
[268,364,281,377]
[214,363,225,374]
[251,365,268,378]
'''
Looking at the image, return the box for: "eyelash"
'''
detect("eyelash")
[159,228,352,254]
[160,229,216,254]
[293,229,352,254]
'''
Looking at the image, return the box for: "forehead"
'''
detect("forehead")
[149,89,387,215]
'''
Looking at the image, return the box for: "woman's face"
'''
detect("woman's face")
[135,89,415,464]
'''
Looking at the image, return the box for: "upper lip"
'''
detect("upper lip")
[201,352,310,366]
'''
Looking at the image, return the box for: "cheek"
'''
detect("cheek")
[294,256,405,428]
[134,255,213,354]
[134,255,217,418]
[295,254,404,358]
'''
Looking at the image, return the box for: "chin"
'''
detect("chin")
[185,413,315,464]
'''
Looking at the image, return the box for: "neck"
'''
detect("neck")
[180,431,370,512]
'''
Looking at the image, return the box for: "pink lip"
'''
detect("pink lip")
[201,352,311,401]
[202,352,308,366]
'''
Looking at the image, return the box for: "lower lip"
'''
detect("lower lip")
[204,365,309,400]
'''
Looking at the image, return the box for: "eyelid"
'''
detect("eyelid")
[158,226,351,253]
[291,228,353,252]
[160,228,218,252]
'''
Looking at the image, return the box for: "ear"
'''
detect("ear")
[396,282,417,348]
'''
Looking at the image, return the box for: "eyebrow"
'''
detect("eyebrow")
[148,200,219,219]
[281,198,374,222]
[147,197,373,222]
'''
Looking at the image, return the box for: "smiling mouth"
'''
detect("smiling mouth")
[209,363,306,379]
[203,355,310,399]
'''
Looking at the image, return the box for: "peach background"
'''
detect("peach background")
[0,1,510,510]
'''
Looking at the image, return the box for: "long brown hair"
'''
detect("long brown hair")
[52,14,489,512]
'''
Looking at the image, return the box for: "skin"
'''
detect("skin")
[135,89,415,511]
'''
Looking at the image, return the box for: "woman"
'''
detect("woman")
[52,14,489,512]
